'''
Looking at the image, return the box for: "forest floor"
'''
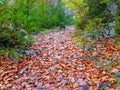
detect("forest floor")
[0,26,120,90]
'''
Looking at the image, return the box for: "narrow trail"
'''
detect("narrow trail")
[0,26,113,90]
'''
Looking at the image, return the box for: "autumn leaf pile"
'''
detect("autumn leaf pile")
[0,27,120,90]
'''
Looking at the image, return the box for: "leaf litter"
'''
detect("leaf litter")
[0,26,120,90]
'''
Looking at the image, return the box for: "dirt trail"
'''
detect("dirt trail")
[0,26,113,90]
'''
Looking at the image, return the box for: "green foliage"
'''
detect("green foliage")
[64,0,120,48]
[29,1,73,33]
[62,0,88,28]
[8,0,73,33]
[0,27,36,60]
[0,0,72,33]
[0,0,73,60]
[116,39,120,47]
[98,82,109,90]
[114,20,120,34]
[114,77,120,84]
[0,0,36,60]
[0,48,20,60]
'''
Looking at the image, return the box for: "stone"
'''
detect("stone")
[19,66,29,74]
[109,28,116,36]
[61,79,68,84]
[112,54,119,59]
[99,81,109,90]
[25,50,36,56]
[59,24,66,30]
[71,77,76,83]
[97,44,102,49]
[84,44,93,52]
[77,79,84,83]
[47,36,52,40]
[24,35,28,39]
[18,48,25,54]
[81,84,90,90]
[32,30,41,35]
[79,56,84,59]
[60,47,65,50]
[56,75,62,81]
[115,72,120,77]
[35,76,39,85]
[49,66,56,71]
[107,3,117,14]
[37,47,42,51]
[58,70,63,73]
[54,55,61,59]
[92,52,98,56]
[104,59,111,64]
[19,28,28,35]
[35,87,43,90]
[46,30,51,33]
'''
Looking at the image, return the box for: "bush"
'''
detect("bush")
[64,0,120,38]
[0,0,35,60]
[28,1,72,33]
[0,27,36,60]
[0,0,73,60]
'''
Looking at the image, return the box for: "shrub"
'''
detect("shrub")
[64,0,120,41]
[0,0,35,60]
[0,0,73,60]
[0,27,36,60]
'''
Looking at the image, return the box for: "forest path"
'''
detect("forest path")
[0,26,113,90]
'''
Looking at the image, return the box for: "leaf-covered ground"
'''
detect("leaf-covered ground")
[0,26,120,90]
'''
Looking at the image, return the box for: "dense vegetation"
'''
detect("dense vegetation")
[0,0,73,59]
[63,0,120,44]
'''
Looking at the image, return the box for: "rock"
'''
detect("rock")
[19,28,28,35]
[35,87,43,90]
[77,79,84,83]
[32,30,41,35]
[49,66,56,71]
[107,3,117,14]
[35,76,39,85]
[104,59,111,64]
[71,77,76,83]
[109,28,116,36]
[54,55,61,59]
[41,46,47,49]
[79,56,84,59]
[58,70,63,73]
[19,66,29,74]
[25,50,36,56]
[84,44,93,52]
[46,30,51,33]
[115,72,120,77]
[47,36,52,40]
[59,24,66,30]
[24,35,28,39]
[81,84,90,90]
[61,79,68,84]
[112,54,119,59]
[99,81,109,90]
[37,47,42,51]
[18,48,25,54]
[60,47,65,50]
[56,75,62,81]
[97,44,102,49]
[92,52,98,56]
